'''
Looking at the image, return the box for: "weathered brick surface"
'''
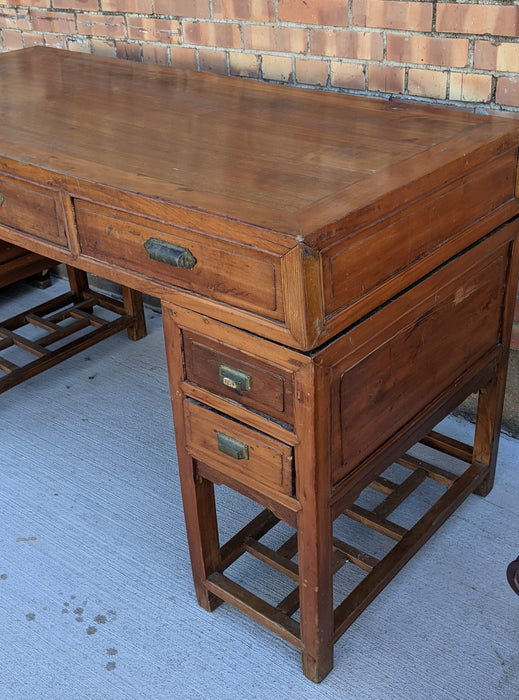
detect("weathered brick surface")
[0,0,517,112]
[101,0,153,13]
[261,54,293,82]
[214,0,275,22]
[127,17,180,44]
[76,13,126,39]
[408,68,447,99]
[437,4,519,37]
[243,25,307,54]
[278,0,349,27]
[184,21,241,49]
[229,51,260,78]
[198,48,227,74]
[387,35,469,69]
[496,76,519,107]
[295,57,328,86]
[311,29,383,61]
[368,64,405,94]
[450,72,492,103]
[353,0,433,32]
[474,41,519,73]
[331,60,366,89]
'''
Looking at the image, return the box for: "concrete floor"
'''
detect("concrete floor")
[1,278,518,700]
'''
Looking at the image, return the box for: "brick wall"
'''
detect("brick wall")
[0,1,518,111]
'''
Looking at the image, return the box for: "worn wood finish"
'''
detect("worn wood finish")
[1,47,518,349]
[2,48,519,682]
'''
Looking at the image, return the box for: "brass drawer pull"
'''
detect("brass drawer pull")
[217,432,249,460]
[0,194,4,207]
[219,364,252,392]
[144,237,197,269]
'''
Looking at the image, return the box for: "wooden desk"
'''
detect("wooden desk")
[1,47,518,682]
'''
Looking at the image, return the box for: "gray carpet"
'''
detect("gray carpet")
[1,279,518,699]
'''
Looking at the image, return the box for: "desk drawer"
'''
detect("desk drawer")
[184,400,294,497]
[75,200,283,320]
[0,174,67,247]
[183,329,295,423]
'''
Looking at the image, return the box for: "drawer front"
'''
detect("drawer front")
[0,174,67,247]
[184,400,294,497]
[75,200,283,320]
[183,329,295,423]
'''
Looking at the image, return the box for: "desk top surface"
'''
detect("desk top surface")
[1,47,517,241]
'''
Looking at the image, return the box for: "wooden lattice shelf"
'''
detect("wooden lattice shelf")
[0,287,143,393]
[204,429,480,650]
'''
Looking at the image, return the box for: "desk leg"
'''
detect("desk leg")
[474,237,519,496]
[473,362,508,497]
[178,461,222,612]
[162,304,221,611]
[121,286,147,341]
[295,364,334,682]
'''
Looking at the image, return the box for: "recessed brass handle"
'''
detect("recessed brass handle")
[144,238,197,270]
[0,194,4,207]
[219,364,252,392]
[217,432,249,460]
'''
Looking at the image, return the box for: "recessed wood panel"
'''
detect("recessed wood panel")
[332,239,511,486]
[323,150,517,318]
[0,174,67,248]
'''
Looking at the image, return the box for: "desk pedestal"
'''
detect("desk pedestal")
[162,220,519,682]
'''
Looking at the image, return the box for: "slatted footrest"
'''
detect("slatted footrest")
[205,430,482,649]
[0,289,139,393]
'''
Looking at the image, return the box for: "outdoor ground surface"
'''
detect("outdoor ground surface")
[1,279,518,700]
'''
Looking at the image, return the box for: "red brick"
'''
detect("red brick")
[30,10,75,34]
[170,46,198,70]
[368,64,405,94]
[229,51,260,78]
[184,21,241,49]
[278,0,349,27]
[23,31,44,47]
[353,0,432,32]
[311,29,383,61]
[437,4,519,38]
[387,34,468,68]
[199,49,228,74]
[1,29,24,49]
[262,54,293,82]
[243,25,307,54]
[153,0,210,17]
[0,8,31,31]
[53,0,98,9]
[295,58,328,86]
[44,34,68,49]
[142,43,169,65]
[67,37,92,52]
[127,17,180,44]
[116,40,141,61]
[101,0,153,12]
[450,72,492,103]
[408,68,447,99]
[496,76,519,108]
[12,0,49,6]
[91,38,117,56]
[213,0,275,22]
[77,13,127,39]
[331,61,366,90]
[474,41,519,72]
